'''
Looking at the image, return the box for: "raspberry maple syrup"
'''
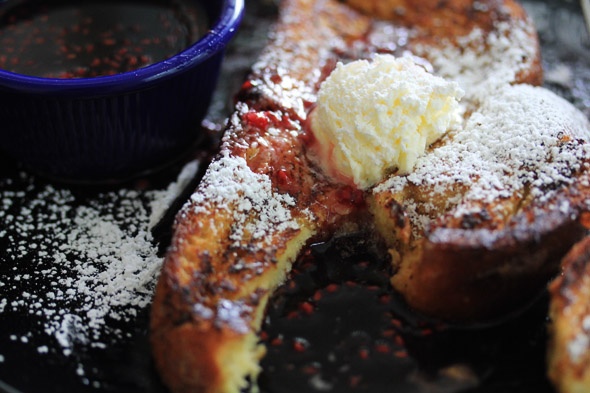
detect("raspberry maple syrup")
[0,0,207,78]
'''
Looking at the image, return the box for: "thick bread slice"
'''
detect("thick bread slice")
[371,84,590,322]
[150,0,546,392]
[150,1,372,393]
[548,235,590,393]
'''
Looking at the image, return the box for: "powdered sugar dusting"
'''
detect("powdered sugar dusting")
[0,161,198,376]
[417,20,538,103]
[187,151,301,247]
[149,160,200,230]
[375,84,590,233]
[568,316,590,362]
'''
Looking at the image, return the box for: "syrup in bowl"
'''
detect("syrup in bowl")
[0,0,209,78]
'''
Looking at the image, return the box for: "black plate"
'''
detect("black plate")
[0,1,588,393]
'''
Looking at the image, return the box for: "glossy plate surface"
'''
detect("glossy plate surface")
[0,0,588,392]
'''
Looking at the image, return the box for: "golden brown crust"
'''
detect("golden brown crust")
[548,235,590,393]
[345,0,521,34]
[150,0,549,391]
[381,188,590,321]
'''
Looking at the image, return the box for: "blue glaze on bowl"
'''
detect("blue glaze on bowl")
[0,0,244,182]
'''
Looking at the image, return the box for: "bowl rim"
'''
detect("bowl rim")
[0,0,245,96]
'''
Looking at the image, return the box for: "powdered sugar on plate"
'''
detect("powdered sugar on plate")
[0,160,198,376]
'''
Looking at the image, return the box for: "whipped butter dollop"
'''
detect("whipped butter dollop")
[309,54,464,190]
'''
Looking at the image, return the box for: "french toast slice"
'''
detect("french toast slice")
[150,1,372,392]
[150,0,549,392]
[548,235,590,393]
[370,84,590,322]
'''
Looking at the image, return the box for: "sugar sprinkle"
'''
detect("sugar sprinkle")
[417,20,539,103]
[186,149,301,248]
[375,84,590,234]
[0,161,199,358]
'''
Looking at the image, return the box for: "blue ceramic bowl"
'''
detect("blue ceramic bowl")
[0,0,244,182]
